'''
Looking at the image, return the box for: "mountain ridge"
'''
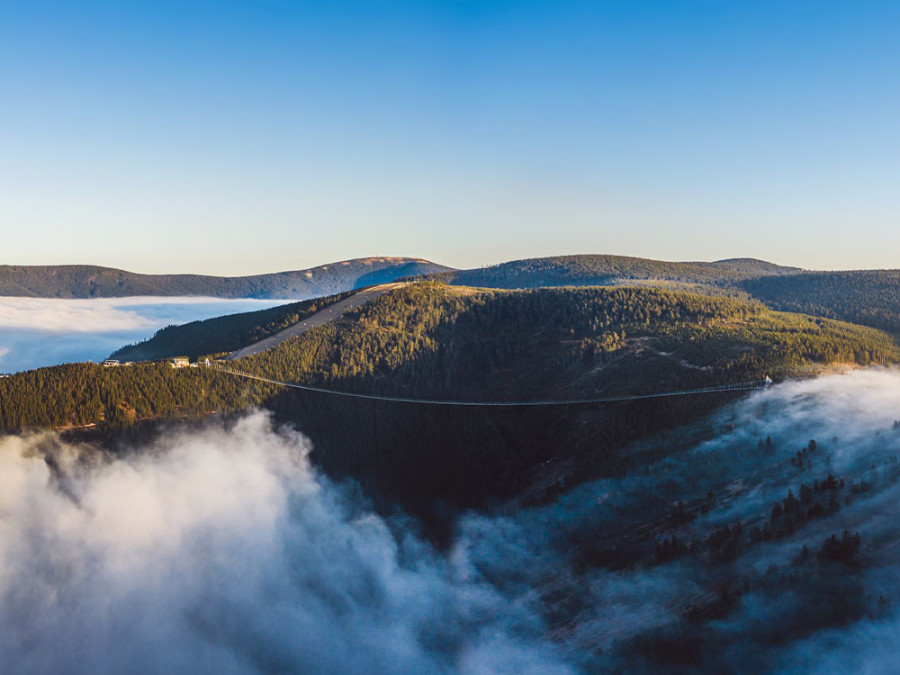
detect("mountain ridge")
[0,257,451,299]
[416,254,802,289]
[9,252,900,337]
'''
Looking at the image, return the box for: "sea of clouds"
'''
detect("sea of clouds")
[2,370,900,673]
[0,296,291,372]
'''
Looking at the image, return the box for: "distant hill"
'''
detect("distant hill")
[416,255,900,337]
[420,255,800,290]
[705,257,802,275]
[0,257,451,299]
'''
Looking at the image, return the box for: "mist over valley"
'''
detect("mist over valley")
[4,371,900,673]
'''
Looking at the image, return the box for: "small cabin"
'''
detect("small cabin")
[103,359,121,367]
[171,357,191,368]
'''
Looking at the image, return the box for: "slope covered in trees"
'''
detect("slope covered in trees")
[743,270,900,334]
[0,362,270,432]
[0,257,449,299]
[421,255,900,340]
[237,283,897,401]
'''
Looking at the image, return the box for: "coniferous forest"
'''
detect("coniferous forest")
[3,283,897,437]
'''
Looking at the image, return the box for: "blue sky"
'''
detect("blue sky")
[1,0,898,274]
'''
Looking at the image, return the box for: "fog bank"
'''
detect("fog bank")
[0,296,290,372]
[4,370,900,673]
[0,414,570,675]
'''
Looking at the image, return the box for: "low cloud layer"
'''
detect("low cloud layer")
[0,296,289,372]
[2,370,900,673]
[0,414,570,675]
[460,369,900,672]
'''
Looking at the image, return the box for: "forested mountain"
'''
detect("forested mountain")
[743,270,900,334]
[237,282,896,401]
[0,283,900,431]
[3,282,897,503]
[0,257,449,299]
[421,254,800,289]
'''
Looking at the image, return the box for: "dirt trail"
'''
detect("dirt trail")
[225,283,404,360]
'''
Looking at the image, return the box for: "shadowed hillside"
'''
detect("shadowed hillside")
[743,270,900,334]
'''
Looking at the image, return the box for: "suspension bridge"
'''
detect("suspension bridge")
[210,363,772,407]
[205,281,775,406]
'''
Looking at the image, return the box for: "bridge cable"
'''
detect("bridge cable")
[210,364,771,408]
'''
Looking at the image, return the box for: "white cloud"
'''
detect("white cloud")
[0,296,288,333]
[3,371,900,672]
[0,413,571,675]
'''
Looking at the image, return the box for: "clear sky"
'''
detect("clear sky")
[1,0,898,274]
